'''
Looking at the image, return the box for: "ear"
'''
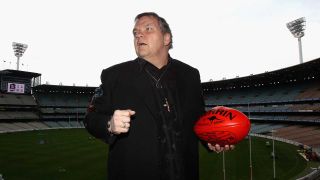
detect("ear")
[163,33,171,46]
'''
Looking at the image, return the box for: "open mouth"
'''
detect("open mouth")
[138,42,147,46]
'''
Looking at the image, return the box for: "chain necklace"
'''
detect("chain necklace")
[144,62,171,112]
[145,64,169,88]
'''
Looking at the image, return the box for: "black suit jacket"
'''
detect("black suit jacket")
[84,57,204,180]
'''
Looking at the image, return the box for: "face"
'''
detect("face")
[133,16,171,61]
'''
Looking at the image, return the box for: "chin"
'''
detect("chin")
[137,52,148,58]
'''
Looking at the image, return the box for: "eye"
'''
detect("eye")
[146,26,153,31]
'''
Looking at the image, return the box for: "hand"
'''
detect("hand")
[207,143,235,153]
[108,109,135,134]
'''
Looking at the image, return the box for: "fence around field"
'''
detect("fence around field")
[296,167,320,180]
[0,121,84,134]
[251,133,303,146]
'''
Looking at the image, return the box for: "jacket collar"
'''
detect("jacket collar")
[136,55,173,72]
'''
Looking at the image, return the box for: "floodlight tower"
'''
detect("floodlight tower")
[12,42,28,71]
[286,17,306,64]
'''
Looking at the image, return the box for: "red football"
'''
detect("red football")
[194,106,251,146]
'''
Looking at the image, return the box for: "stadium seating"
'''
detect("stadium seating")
[273,125,320,148]
[29,84,95,130]
[0,84,94,133]
[203,57,320,150]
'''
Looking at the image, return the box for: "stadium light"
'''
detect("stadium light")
[286,17,306,64]
[12,42,28,71]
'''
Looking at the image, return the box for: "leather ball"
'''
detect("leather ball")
[194,106,251,146]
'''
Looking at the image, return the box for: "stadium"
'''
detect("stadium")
[0,55,319,179]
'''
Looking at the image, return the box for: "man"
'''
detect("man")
[84,12,232,180]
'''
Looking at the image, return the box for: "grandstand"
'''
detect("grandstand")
[32,84,94,128]
[0,70,41,132]
[202,57,320,150]
[0,69,95,133]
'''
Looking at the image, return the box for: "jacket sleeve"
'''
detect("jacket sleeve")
[84,68,116,144]
[195,69,205,115]
[194,69,212,151]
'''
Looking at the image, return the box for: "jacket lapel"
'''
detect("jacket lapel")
[171,61,186,125]
[132,64,159,119]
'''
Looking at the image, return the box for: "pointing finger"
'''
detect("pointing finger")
[114,110,135,117]
[128,110,136,116]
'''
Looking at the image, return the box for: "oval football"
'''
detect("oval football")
[194,106,251,146]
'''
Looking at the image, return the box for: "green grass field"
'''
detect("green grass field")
[0,128,315,180]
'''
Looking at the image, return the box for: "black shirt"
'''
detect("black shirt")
[138,57,184,180]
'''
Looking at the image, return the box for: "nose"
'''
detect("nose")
[135,31,143,38]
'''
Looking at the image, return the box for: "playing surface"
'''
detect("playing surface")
[0,128,309,179]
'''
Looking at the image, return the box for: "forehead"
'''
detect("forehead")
[134,16,159,28]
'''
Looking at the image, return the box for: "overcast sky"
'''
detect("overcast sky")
[1,0,319,87]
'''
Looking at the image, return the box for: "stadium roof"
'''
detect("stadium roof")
[32,84,96,94]
[0,69,41,78]
[202,57,320,90]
